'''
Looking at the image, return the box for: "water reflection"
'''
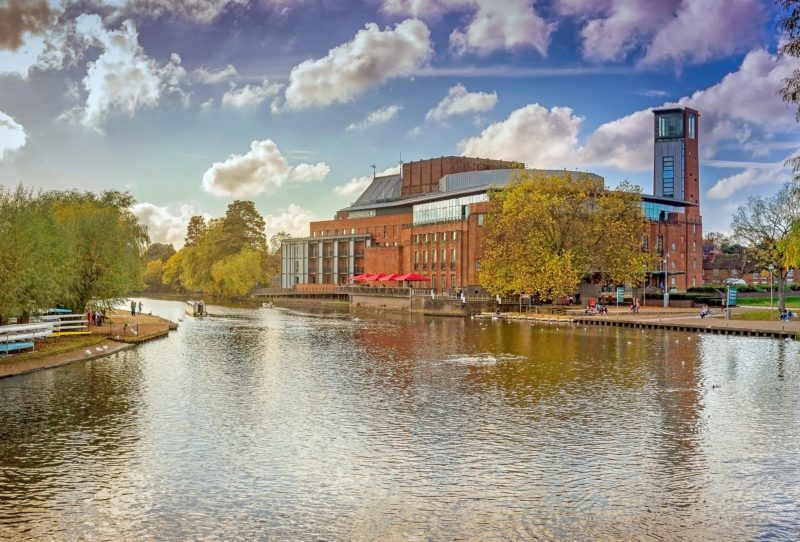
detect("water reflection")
[0,300,798,540]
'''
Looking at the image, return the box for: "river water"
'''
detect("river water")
[1,299,798,540]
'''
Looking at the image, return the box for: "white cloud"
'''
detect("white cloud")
[707,161,794,200]
[290,162,330,182]
[201,139,330,197]
[221,80,282,108]
[459,104,583,168]
[346,105,402,131]
[0,111,27,161]
[383,0,554,56]
[283,19,431,109]
[332,165,400,197]
[119,0,249,24]
[425,84,496,122]
[0,33,47,77]
[459,48,800,173]
[133,202,205,249]
[190,64,238,84]
[74,14,186,129]
[641,0,766,66]
[265,203,315,238]
[558,0,766,66]
[449,0,555,57]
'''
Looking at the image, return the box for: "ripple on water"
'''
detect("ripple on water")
[0,300,799,540]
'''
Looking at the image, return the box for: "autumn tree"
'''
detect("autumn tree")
[210,249,263,297]
[480,171,647,301]
[731,183,800,309]
[0,187,70,323]
[144,242,176,262]
[185,215,206,247]
[49,190,149,311]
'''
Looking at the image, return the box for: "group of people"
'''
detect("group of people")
[130,300,143,316]
[780,308,796,321]
[584,303,609,315]
[87,310,105,326]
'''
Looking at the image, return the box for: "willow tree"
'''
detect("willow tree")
[0,187,70,323]
[480,171,647,300]
[49,190,149,311]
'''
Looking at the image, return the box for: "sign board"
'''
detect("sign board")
[727,288,737,307]
[616,287,625,303]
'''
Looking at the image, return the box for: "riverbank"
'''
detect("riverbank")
[0,309,177,379]
[481,306,800,339]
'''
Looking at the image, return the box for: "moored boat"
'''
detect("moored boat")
[185,300,207,317]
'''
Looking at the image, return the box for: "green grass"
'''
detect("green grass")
[732,310,777,321]
[736,296,800,308]
[0,335,106,364]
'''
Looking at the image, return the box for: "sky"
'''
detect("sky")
[1,0,798,248]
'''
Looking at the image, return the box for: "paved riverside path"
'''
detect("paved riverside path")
[493,307,800,339]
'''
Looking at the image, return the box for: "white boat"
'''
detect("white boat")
[185,300,207,317]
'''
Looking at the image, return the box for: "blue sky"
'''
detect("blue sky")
[0,0,798,246]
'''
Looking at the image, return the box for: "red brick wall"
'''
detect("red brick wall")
[645,213,703,289]
[401,156,516,195]
[684,107,700,215]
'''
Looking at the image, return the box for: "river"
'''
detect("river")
[1,298,798,540]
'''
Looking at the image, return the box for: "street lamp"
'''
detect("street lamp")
[663,255,670,308]
[769,264,775,320]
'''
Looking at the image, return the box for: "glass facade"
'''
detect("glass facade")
[657,113,684,138]
[688,113,696,139]
[642,201,683,221]
[413,194,488,225]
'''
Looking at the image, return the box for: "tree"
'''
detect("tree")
[265,231,291,281]
[142,259,165,291]
[210,249,263,297]
[223,200,267,254]
[144,242,176,262]
[779,1,800,173]
[185,215,206,247]
[480,171,647,300]
[162,250,186,291]
[731,183,800,309]
[49,190,149,311]
[703,232,744,255]
[0,187,70,323]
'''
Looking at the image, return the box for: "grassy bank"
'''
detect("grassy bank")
[1,335,107,364]
[736,296,800,308]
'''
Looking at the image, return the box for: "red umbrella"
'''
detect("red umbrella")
[379,273,402,281]
[364,273,387,281]
[396,273,431,281]
[352,273,368,281]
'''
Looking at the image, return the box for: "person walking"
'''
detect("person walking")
[130,300,136,316]
[138,301,143,314]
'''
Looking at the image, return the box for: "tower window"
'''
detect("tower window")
[657,114,684,138]
[688,113,696,139]
[662,156,674,197]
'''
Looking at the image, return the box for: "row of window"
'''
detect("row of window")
[312,225,399,238]
[413,231,459,244]
[657,112,695,140]
[412,193,488,225]
[414,248,457,271]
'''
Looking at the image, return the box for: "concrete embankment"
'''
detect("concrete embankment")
[479,308,800,340]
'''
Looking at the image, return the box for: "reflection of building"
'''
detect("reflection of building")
[282,108,704,292]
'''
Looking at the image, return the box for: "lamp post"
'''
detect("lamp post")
[769,264,775,320]
[663,255,669,308]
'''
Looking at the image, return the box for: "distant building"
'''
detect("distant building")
[282,108,704,292]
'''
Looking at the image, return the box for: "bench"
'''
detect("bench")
[0,341,34,353]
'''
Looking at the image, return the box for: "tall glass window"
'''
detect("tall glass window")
[662,156,674,197]
[688,113,696,139]
[657,114,684,138]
